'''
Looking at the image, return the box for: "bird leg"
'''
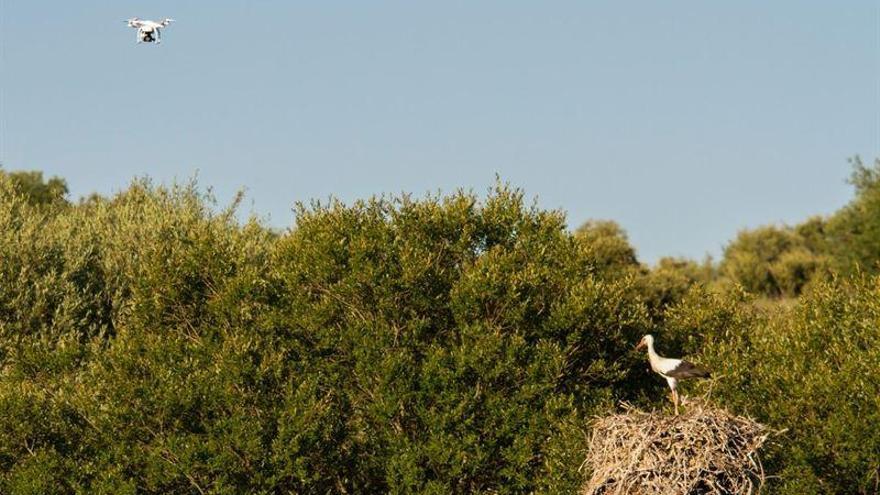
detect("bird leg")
[673,390,680,416]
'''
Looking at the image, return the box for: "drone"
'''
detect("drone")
[126,17,174,44]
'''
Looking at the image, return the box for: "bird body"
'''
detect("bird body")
[637,334,710,414]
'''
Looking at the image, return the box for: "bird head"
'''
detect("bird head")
[635,334,653,350]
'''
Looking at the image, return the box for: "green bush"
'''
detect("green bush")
[639,257,715,317]
[0,176,277,494]
[716,158,880,295]
[694,277,880,494]
[266,189,651,492]
[0,169,69,208]
[2,171,879,494]
[0,179,654,493]
[573,220,640,279]
[826,157,880,274]
[769,248,829,297]
[719,225,830,298]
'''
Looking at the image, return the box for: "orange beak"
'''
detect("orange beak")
[635,339,646,350]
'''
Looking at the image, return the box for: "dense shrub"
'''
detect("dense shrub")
[638,257,715,317]
[0,177,277,494]
[719,225,829,298]
[716,158,880,297]
[573,220,640,279]
[1,171,878,494]
[826,157,880,274]
[266,189,651,493]
[0,169,69,208]
[691,278,880,494]
[0,179,654,493]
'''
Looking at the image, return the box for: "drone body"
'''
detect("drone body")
[126,17,174,44]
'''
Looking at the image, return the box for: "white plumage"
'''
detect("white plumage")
[636,334,711,415]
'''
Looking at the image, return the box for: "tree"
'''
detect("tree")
[826,157,880,274]
[573,220,640,278]
[640,256,715,315]
[696,276,880,494]
[0,180,653,494]
[719,225,828,298]
[0,169,69,207]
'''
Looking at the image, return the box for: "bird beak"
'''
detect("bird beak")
[635,340,645,350]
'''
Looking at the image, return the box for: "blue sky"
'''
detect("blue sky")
[1,2,878,263]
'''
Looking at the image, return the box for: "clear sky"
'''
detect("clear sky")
[1,2,878,263]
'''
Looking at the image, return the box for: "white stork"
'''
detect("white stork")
[636,334,711,415]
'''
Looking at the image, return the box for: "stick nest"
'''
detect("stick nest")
[581,399,772,495]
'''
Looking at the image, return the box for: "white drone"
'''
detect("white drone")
[126,17,174,44]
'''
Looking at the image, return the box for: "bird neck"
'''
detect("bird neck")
[646,341,660,364]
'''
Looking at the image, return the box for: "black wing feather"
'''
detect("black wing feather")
[666,360,711,379]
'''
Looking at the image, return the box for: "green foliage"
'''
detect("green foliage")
[639,257,715,317]
[2,167,879,494]
[0,178,652,493]
[827,157,880,274]
[715,157,880,297]
[268,188,650,493]
[573,220,640,279]
[0,169,69,207]
[719,225,829,298]
[0,175,277,494]
[694,277,880,494]
[770,247,827,297]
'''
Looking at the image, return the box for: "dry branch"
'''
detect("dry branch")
[581,399,772,495]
